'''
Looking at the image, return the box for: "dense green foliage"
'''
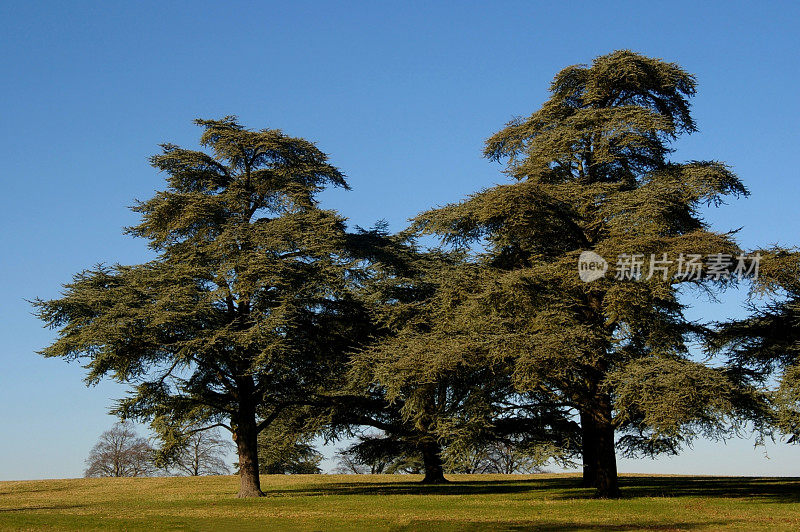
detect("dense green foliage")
[412,50,760,497]
[341,239,578,481]
[257,433,323,475]
[34,51,795,500]
[714,249,800,442]
[34,118,365,496]
[257,412,324,474]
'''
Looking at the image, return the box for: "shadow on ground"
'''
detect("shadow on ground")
[391,520,732,531]
[0,505,86,513]
[265,476,800,503]
[393,521,731,532]
[618,476,800,502]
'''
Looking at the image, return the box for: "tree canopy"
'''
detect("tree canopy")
[713,249,800,442]
[34,117,364,497]
[34,52,788,500]
[413,50,758,497]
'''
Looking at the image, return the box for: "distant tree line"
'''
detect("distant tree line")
[40,50,798,499]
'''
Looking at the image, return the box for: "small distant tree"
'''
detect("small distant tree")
[257,419,323,474]
[480,440,546,475]
[333,433,421,475]
[165,429,232,476]
[444,444,491,474]
[446,437,557,475]
[84,422,155,478]
[385,455,424,474]
[333,449,369,474]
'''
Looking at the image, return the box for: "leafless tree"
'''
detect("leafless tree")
[481,441,542,474]
[333,449,368,474]
[169,430,232,476]
[84,422,155,477]
[446,446,492,474]
[332,434,417,475]
[446,438,553,475]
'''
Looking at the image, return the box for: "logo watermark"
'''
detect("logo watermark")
[578,251,609,282]
[577,252,760,283]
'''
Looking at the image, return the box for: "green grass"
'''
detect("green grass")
[0,474,798,530]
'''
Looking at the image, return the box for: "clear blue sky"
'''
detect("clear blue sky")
[1,1,798,480]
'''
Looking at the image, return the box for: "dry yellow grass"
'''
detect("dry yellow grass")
[0,473,798,530]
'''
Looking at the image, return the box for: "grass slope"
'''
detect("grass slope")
[0,474,798,530]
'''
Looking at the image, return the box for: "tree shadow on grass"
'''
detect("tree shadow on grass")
[0,504,86,512]
[264,476,800,503]
[618,476,800,503]
[391,519,735,531]
[266,478,575,497]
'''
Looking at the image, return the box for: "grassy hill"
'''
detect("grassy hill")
[0,474,798,530]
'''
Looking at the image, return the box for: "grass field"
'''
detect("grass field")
[0,473,798,530]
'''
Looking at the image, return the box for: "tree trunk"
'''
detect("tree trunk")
[580,410,598,488]
[593,417,619,499]
[420,440,448,484]
[233,399,264,498]
[580,396,619,498]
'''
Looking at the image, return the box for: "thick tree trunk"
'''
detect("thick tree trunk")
[593,418,619,499]
[580,396,619,498]
[420,440,448,484]
[580,410,598,488]
[233,399,264,498]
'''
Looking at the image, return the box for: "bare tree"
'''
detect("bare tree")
[84,422,155,477]
[446,437,558,475]
[333,449,367,474]
[332,433,419,475]
[481,441,542,475]
[169,430,232,476]
[446,446,492,474]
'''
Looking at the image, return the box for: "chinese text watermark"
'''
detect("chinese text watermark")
[578,252,760,283]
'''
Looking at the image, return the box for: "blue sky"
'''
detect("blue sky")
[1,1,798,480]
